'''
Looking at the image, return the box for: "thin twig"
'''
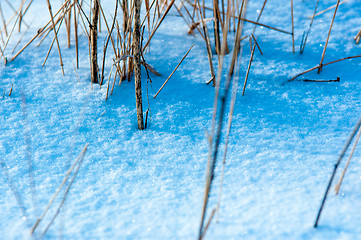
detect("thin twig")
[318,0,340,73]
[335,127,361,194]
[196,0,215,86]
[314,117,361,228]
[153,44,194,98]
[242,44,256,96]
[290,0,295,53]
[311,0,350,18]
[300,0,319,54]
[286,55,361,83]
[46,0,65,75]
[100,0,118,85]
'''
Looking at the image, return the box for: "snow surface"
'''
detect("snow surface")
[1,0,361,239]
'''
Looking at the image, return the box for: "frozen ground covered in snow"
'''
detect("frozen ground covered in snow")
[1,0,361,239]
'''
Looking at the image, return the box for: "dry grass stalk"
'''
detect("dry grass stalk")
[0,1,26,60]
[290,0,294,53]
[196,0,215,86]
[251,34,263,55]
[74,3,79,68]
[100,0,118,86]
[90,0,100,83]
[140,0,157,29]
[4,0,31,29]
[143,0,176,52]
[31,143,89,235]
[355,29,361,44]
[216,4,245,219]
[0,2,25,35]
[46,0,65,75]
[242,43,255,96]
[188,2,292,35]
[65,1,72,48]
[212,0,221,55]
[134,0,145,130]
[287,54,361,83]
[318,0,340,73]
[314,117,361,228]
[11,0,71,61]
[11,23,31,54]
[105,65,114,100]
[200,208,216,240]
[311,0,350,18]
[181,3,205,40]
[153,44,194,98]
[42,10,67,68]
[300,0,319,54]
[251,0,267,36]
[76,1,91,39]
[9,83,13,96]
[199,2,245,236]
[335,127,361,194]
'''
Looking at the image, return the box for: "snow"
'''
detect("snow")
[1,0,361,239]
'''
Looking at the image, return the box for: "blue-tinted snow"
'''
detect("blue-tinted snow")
[1,0,361,239]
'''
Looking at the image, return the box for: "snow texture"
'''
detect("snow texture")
[1,0,361,239]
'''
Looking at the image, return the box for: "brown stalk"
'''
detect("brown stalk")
[37,8,68,47]
[153,44,194,98]
[251,0,267,35]
[105,65,113,100]
[200,208,216,240]
[76,2,90,39]
[242,43,255,95]
[196,0,215,86]
[181,3,205,39]
[99,3,118,56]
[251,34,263,55]
[9,83,13,96]
[198,3,236,238]
[354,29,361,44]
[140,0,157,29]
[42,11,66,68]
[174,3,196,37]
[11,24,31,54]
[65,1,72,48]
[0,3,24,35]
[143,0,176,52]
[90,0,100,83]
[188,2,292,35]
[216,1,245,221]
[335,127,361,195]
[290,0,295,53]
[74,2,79,68]
[318,0,340,73]
[0,0,25,60]
[300,0,319,54]
[46,0,65,75]
[4,0,30,29]
[18,0,24,33]
[134,0,145,130]
[212,0,221,55]
[100,0,118,86]
[287,55,361,83]
[311,0,350,18]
